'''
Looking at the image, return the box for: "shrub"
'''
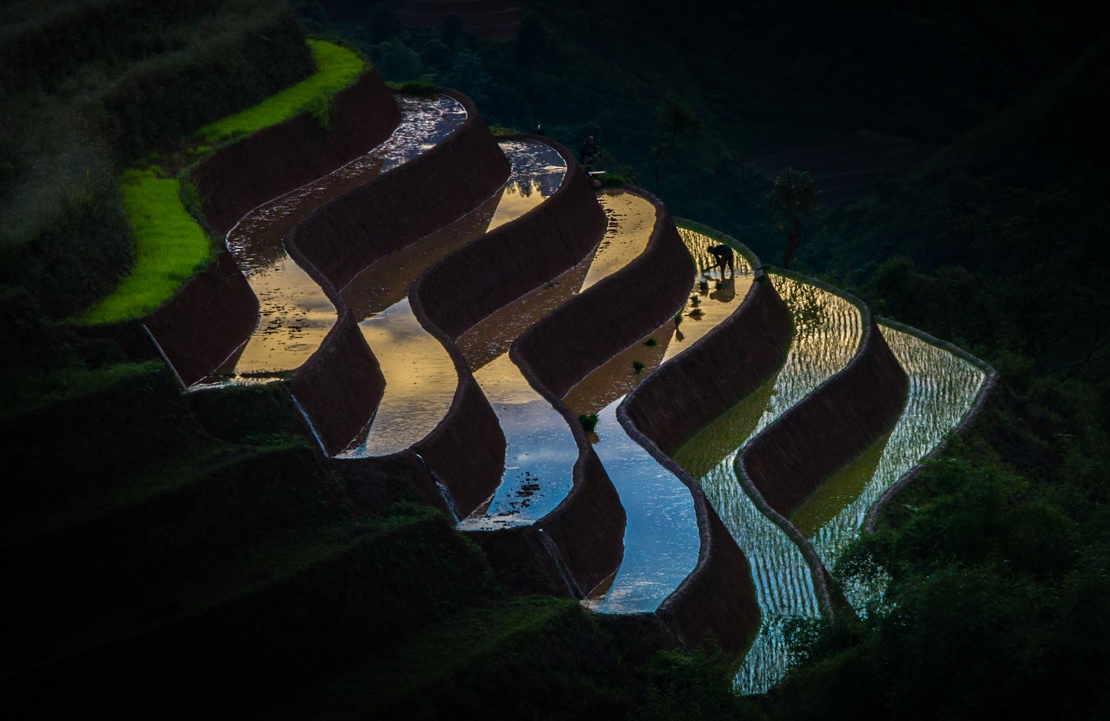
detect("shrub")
[578,413,599,432]
[632,360,645,374]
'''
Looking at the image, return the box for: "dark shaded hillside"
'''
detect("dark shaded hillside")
[0,0,313,318]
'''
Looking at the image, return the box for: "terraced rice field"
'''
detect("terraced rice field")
[341,140,567,457]
[674,278,986,693]
[461,191,657,530]
[196,95,467,387]
[576,229,754,613]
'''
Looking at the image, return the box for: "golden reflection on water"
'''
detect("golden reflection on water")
[204,95,467,385]
[662,229,754,363]
[579,191,657,292]
[223,256,336,376]
[342,298,457,457]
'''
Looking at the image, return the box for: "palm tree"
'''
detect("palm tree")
[766,168,821,269]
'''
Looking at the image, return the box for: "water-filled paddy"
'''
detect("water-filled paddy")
[675,275,863,693]
[200,95,466,387]
[805,325,986,608]
[462,191,658,530]
[340,141,566,456]
[340,298,457,457]
[675,274,986,693]
[575,228,751,612]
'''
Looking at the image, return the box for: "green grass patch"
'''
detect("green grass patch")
[196,39,364,143]
[73,40,367,326]
[72,169,211,324]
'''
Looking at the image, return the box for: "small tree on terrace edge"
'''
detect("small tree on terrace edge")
[766,168,821,269]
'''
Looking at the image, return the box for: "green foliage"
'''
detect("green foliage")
[633,360,646,374]
[395,80,441,96]
[598,172,626,187]
[645,337,658,347]
[196,39,362,142]
[578,413,599,432]
[72,168,211,325]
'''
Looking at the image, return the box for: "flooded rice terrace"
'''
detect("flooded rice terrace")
[576,228,753,614]
[341,140,566,457]
[460,191,658,530]
[197,95,467,388]
[673,277,985,693]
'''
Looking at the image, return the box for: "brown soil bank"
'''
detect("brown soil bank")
[288,310,386,457]
[143,252,257,388]
[513,188,693,399]
[413,135,606,340]
[193,70,402,235]
[624,272,793,456]
[288,91,511,291]
[616,253,791,653]
[743,290,910,520]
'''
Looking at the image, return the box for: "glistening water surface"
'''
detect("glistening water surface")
[339,141,566,457]
[805,325,986,609]
[459,191,657,530]
[579,229,751,613]
[198,95,466,387]
[675,275,863,693]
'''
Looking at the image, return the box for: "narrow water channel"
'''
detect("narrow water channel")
[459,191,658,530]
[195,95,467,387]
[674,275,863,693]
[339,141,567,457]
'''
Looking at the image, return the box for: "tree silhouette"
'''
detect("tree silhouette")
[766,168,821,269]
[652,93,700,188]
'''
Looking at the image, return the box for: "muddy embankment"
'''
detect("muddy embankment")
[470,190,694,599]
[616,265,793,653]
[143,252,258,387]
[335,135,596,520]
[144,70,402,388]
[282,93,510,460]
[734,278,909,617]
[288,91,511,291]
[742,305,909,520]
[193,70,402,237]
[414,137,607,340]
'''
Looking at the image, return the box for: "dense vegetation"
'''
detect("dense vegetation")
[297,1,1110,717]
[3,0,1109,717]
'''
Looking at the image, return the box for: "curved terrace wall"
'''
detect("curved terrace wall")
[742,286,910,520]
[192,70,402,235]
[862,319,1000,532]
[513,188,694,398]
[142,252,257,388]
[287,310,386,457]
[414,135,606,340]
[469,189,695,599]
[614,244,789,653]
[289,91,511,291]
[625,273,793,455]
